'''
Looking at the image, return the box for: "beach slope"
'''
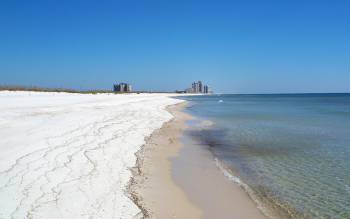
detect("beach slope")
[0,91,182,218]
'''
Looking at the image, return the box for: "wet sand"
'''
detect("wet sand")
[130,102,202,218]
[172,131,267,219]
[131,102,267,219]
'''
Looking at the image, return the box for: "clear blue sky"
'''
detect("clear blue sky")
[1,0,349,93]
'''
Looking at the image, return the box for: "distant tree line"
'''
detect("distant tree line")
[0,85,177,94]
[0,85,113,94]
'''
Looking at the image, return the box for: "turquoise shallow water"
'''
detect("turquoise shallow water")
[177,94,350,219]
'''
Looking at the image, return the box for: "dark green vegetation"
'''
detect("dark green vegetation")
[0,85,112,94]
[0,85,176,94]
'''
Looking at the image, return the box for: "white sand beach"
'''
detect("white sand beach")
[131,103,266,219]
[0,91,183,218]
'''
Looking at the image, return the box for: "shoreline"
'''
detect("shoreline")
[129,102,202,218]
[130,101,267,219]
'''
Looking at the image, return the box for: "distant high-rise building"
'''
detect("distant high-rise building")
[187,81,212,94]
[203,85,208,93]
[113,82,132,92]
[185,87,194,93]
[198,81,203,93]
[191,81,203,93]
[192,82,199,93]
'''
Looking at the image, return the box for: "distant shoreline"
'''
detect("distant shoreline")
[0,85,111,94]
[0,85,183,94]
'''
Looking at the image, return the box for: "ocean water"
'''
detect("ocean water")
[177,94,350,219]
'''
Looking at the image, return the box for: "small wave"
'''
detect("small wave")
[218,100,223,103]
[214,158,242,184]
[198,120,214,127]
[214,158,276,219]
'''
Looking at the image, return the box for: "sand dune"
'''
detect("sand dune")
[0,91,182,219]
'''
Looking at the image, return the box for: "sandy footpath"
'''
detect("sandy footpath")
[131,102,267,219]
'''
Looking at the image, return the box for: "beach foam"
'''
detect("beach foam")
[214,158,274,218]
[0,91,182,218]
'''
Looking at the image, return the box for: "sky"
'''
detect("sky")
[0,0,349,93]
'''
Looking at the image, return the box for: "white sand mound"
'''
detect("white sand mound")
[0,91,182,219]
